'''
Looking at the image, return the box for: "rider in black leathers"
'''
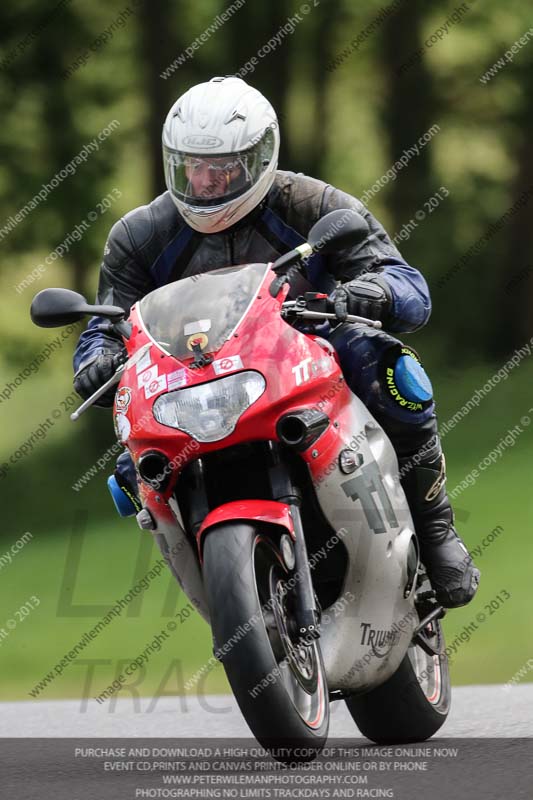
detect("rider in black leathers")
[73,77,479,609]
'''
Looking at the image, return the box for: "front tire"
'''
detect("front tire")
[344,603,450,743]
[202,523,329,761]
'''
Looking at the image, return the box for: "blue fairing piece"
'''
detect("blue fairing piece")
[394,355,433,402]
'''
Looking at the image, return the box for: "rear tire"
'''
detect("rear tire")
[344,604,450,743]
[202,523,329,761]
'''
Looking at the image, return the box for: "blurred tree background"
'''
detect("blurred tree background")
[0,0,532,703]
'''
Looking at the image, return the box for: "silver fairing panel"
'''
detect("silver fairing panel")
[152,500,210,623]
[312,391,418,693]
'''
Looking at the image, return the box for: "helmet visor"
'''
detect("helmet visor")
[164,127,275,208]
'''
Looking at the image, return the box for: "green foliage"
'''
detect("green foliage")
[0,0,531,701]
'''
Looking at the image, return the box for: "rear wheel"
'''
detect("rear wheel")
[344,588,450,743]
[202,523,329,761]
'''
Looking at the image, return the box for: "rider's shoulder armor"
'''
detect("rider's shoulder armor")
[268,170,329,237]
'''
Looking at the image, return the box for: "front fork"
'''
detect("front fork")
[266,442,321,643]
[185,443,321,645]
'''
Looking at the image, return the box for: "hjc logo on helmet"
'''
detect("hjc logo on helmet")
[182,135,224,149]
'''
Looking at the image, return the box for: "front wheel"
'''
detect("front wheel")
[202,523,329,761]
[344,598,450,743]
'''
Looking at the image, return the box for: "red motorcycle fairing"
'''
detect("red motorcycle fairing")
[196,499,296,561]
[113,262,353,518]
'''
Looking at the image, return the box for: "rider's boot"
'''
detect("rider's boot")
[393,417,480,608]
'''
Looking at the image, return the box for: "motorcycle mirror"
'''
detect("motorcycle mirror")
[30,288,126,328]
[307,209,369,254]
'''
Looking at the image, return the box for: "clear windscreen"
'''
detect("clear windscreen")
[137,263,269,360]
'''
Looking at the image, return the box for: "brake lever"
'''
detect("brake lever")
[293,309,382,328]
[70,364,127,421]
[281,296,382,329]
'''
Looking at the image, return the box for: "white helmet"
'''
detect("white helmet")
[162,76,279,234]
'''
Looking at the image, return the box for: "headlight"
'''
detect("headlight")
[153,371,266,442]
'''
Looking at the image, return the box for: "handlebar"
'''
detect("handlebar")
[281,296,382,329]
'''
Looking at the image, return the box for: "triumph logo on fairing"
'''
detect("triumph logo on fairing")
[360,621,401,658]
[182,135,224,148]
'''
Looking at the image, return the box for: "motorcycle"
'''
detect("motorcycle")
[31,209,450,761]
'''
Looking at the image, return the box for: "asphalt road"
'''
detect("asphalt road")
[2,687,532,800]
[1,684,532,737]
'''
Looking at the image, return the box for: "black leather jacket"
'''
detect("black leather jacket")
[74,170,431,372]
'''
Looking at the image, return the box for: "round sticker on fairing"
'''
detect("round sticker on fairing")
[115,387,132,413]
[186,333,209,351]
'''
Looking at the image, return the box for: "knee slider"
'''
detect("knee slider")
[107,474,138,517]
[108,455,141,517]
[394,353,433,403]
[380,345,433,415]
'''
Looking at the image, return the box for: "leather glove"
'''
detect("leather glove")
[74,350,127,408]
[328,274,392,323]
